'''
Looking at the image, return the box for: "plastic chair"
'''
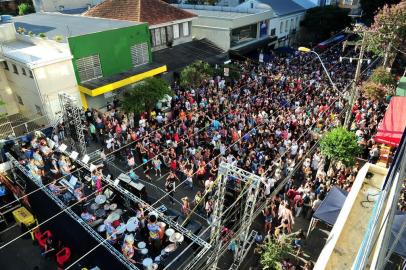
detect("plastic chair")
[33,228,42,243]
[37,230,52,249]
[56,247,71,267]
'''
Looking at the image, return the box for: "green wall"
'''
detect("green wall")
[68,24,151,83]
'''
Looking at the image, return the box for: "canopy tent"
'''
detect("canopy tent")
[307,188,406,259]
[375,96,406,147]
[306,187,348,236]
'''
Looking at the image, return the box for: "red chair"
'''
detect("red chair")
[33,228,42,243]
[37,230,52,249]
[56,247,71,267]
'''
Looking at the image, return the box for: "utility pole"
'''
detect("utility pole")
[343,28,370,129]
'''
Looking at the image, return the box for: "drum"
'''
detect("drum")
[126,217,139,232]
[141,248,148,255]
[154,256,161,263]
[95,194,106,205]
[137,241,146,249]
[90,203,99,211]
[152,263,158,270]
[106,212,120,223]
[142,258,153,270]
[103,204,110,211]
[164,243,177,253]
[97,224,106,233]
[165,228,175,237]
[95,208,106,218]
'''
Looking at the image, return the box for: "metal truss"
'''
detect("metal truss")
[58,93,86,157]
[229,230,258,270]
[73,157,211,249]
[6,153,139,270]
[206,162,263,270]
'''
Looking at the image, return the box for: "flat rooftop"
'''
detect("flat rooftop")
[182,8,268,19]
[13,13,140,42]
[1,39,72,67]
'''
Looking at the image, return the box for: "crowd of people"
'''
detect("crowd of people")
[50,40,390,268]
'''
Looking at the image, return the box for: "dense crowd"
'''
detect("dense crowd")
[54,42,389,268]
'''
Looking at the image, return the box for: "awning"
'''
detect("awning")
[313,187,348,226]
[78,63,167,97]
[375,96,406,147]
[230,36,277,55]
[153,38,227,72]
[396,76,406,96]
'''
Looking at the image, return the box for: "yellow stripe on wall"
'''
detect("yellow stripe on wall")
[79,65,167,97]
[80,92,89,110]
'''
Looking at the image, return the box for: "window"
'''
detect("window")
[22,67,26,76]
[130,42,149,67]
[29,70,33,78]
[290,19,294,30]
[285,20,288,32]
[271,28,276,36]
[16,94,23,105]
[12,64,18,74]
[231,23,257,47]
[76,54,102,82]
[3,61,9,71]
[280,21,284,33]
[182,22,189,36]
[173,24,180,39]
[296,17,299,28]
[35,105,43,116]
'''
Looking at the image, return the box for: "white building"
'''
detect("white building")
[32,0,104,12]
[175,4,275,52]
[237,0,306,47]
[0,21,78,121]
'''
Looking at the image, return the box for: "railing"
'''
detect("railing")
[0,114,49,139]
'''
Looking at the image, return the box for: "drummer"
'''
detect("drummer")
[147,215,161,254]
[122,234,137,263]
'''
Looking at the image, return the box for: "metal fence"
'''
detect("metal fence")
[0,113,49,140]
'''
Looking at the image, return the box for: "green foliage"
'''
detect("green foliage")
[28,31,33,37]
[53,35,64,42]
[18,3,34,16]
[362,81,388,101]
[180,60,213,89]
[360,0,401,25]
[38,33,46,38]
[256,236,293,270]
[16,27,26,34]
[320,127,361,166]
[366,1,406,65]
[300,6,351,43]
[369,66,397,88]
[122,77,172,114]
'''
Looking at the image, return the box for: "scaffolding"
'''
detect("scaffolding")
[58,93,86,156]
[6,153,139,270]
[206,162,264,270]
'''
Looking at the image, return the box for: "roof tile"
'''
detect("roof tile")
[84,0,196,26]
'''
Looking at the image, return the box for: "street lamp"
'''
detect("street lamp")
[298,46,344,98]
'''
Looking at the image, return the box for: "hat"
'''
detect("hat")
[169,232,184,243]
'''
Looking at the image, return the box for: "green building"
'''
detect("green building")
[14,13,167,110]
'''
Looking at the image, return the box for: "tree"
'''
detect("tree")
[360,0,401,25]
[122,77,172,115]
[18,3,34,16]
[369,66,397,88]
[256,235,293,270]
[362,81,388,101]
[366,1,406,67]
[300,6,351,44]
[180,60,213,89]
[320,127,361,167]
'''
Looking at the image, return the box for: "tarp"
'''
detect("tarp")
[313,186,348,226]
[396,76,406,96]
[375,96,406,147]
[390,212,406,258]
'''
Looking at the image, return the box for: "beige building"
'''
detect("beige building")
[0,22,79,121]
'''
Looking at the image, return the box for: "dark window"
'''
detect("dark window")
[29,70,33,78]
[271,28,276,36]
[22,67,26,76]
[12,64,18,74]
[3,61,9,70]
[16,95,23,105]
[231,24,257,47]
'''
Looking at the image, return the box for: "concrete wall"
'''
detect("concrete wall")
[0,69,19,116]
[192,25,231,51]
[0,23,16,42]
[33,0,104,12]
[33,59,79,118]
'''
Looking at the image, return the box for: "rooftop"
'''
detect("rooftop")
[84,0,196,26]
[13,13,139,42]
[181,8,265,19]
[1,38,72,67]
[257,0,306,16]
